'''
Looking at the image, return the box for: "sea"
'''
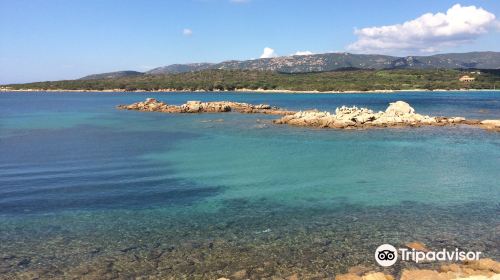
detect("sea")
[0,91,499,279]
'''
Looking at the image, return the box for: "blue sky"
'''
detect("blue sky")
[1,0,499,84]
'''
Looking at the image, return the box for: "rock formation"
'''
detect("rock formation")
[336,258,500,280]
[480,120,500,131]
[274,101,497,131]
[117,98,294,115]
[118,98,499,132]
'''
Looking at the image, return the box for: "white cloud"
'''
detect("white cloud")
[347,4,497,54]
[182,28,193,36]
[293,51,314,56]
[260,47,278,58]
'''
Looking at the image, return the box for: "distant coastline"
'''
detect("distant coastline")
[2,87,499,94]
[3,69,499,94]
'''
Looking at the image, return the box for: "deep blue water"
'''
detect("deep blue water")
[0,91,499,278]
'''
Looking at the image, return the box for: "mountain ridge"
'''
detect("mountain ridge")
[79,51,500,79]
[79,71,143,80]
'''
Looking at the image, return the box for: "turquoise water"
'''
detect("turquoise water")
[0,91,499,279]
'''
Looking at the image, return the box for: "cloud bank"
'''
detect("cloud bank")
[347,4,497,54]
[260,47,278,58]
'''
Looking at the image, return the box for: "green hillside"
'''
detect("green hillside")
[5,69,500,92]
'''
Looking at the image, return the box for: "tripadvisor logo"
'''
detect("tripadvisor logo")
[375,244,398,267]
[375,244,482,267]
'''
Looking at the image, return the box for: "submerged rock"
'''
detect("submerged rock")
[336,272,394,280]
[337,258,500,280]
[405,241,429,252]
[231,269,248,279]
[400,269,444,280]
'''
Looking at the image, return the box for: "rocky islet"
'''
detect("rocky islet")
[274,101,498,131]
[118,98,500,132]
[117,98,295,115]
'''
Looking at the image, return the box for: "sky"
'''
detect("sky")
[1,0,499,84]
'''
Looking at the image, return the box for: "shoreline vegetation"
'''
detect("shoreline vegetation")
[3,88,500,94]
[2,69,500,93]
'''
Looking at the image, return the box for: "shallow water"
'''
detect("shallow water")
[0,91,499,279]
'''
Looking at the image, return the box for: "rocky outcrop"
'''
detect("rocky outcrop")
[274,101,498,131]
[336,258,500,280]
[274,103,436,129]
[385,100,415,115]
[118,99,499,132]
[117,98,294,115]
[480,120,500,132]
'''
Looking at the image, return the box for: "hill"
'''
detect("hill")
[147,63,215,74]
[80,71,143,80]
[5,69,500,92]
[140,52,500,76]
[75,52,500,79]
